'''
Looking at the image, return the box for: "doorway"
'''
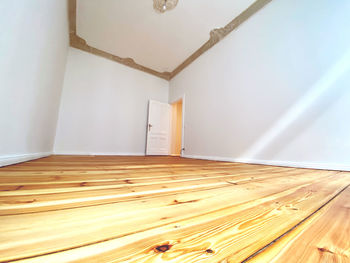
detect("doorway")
[146,98,184,156]
[170,99,183,156]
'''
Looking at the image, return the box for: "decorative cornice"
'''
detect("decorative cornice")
[68,0,171,80]
[171,0,272,78]
[68,0,272,81]
[70,34,172,80]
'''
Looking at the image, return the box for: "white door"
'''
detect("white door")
[146,100,171,155]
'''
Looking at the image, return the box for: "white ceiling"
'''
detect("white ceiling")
[77,0,255,73]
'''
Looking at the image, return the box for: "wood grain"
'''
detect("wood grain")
[247,185,350,263]
[0,156,349,263]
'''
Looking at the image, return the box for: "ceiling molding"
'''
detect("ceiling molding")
[68,0,172,80]
[171,0,273,78]
[68,0,272,81]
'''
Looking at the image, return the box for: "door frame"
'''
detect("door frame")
[169,94,185,157]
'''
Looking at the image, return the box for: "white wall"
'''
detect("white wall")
[54,48,169,155]
[0,0,69,166]
[170,0,350,170]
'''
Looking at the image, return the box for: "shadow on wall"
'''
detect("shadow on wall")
[26,37,64,153]
[239,48,350,160]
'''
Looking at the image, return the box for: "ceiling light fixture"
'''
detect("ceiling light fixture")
[153,0,178,13]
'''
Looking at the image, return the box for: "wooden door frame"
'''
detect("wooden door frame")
[169,95,185,157]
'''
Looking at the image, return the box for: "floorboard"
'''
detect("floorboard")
[0,156,349,263]
[248,186,350,263]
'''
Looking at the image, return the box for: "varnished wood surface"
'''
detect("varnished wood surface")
[0,156,349,262]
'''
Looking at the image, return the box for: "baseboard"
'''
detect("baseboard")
[4,152,347,171]
[183,154,350,172]
[0,152,52,167]
[53,151,146,156]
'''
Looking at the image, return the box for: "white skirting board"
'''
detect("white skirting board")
[183,154,350,172]
[54,151,146,156]
[0,152,52,167]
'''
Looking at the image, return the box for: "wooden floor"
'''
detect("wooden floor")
[0,156,350,263]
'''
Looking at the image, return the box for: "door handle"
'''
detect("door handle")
[148,124,153,131]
